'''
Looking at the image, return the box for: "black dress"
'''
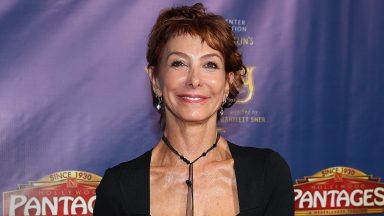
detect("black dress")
[93,142,294,215]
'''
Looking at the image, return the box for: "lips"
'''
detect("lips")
[177,94,208,103]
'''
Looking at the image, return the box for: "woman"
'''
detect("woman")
[94,3,294,216]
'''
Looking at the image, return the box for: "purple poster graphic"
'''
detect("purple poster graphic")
[1,1,383,215]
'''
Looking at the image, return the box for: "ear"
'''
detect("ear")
[225,72,235,97]
[147,66,162,97]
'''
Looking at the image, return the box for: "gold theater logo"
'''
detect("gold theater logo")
[3,170,101,216]
[294,167,384,215]
[236,66,255,104]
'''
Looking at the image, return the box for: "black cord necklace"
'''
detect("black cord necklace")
[161,133,220,216]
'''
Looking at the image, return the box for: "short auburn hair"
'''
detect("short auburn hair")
[147,3,246,125]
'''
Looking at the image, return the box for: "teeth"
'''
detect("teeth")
[183,97,201,100]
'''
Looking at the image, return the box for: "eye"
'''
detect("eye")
[204,61,218,69]
[170,60,187,67]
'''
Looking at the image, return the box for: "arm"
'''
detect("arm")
[264,151,294,216]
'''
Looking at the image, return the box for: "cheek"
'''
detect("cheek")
[207,76,227,94]
[160,71,185,91]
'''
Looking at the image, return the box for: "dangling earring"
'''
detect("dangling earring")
[220,97,227,116]
[156,96,163,111]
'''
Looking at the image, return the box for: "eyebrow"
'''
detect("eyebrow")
[166,51,224,62]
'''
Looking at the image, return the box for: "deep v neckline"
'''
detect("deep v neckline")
[146,141,246,216]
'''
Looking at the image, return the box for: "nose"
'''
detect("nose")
[186,65,201,88]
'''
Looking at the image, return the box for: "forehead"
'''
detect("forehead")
[162,34,223,59]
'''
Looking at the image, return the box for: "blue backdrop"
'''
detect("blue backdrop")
[1,0,383,215]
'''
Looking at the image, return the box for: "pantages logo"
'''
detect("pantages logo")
[3,170,101,216]
[294,167,384,215]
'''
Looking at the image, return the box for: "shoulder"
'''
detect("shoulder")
[228,142,288,168]
[97,149,152,197]
[94,150,152,214]
[228,142,294,213]
[106,150,152,180]
[228,141,292,186]
[103,149,152,185]
[228,141,274,157]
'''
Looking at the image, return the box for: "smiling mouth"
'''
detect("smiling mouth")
[177,95,208,103]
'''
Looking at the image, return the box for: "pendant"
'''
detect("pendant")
[186,179,192,187]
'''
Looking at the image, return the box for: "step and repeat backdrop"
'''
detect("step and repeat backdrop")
[1,0,383,215]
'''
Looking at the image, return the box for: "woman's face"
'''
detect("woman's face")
[150,34,233,124]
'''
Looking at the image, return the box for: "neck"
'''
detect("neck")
[163,113,219,161]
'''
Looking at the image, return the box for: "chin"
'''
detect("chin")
[165,105,219,124]
[178,112,218,124]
